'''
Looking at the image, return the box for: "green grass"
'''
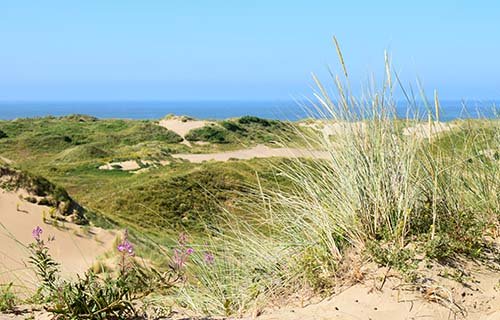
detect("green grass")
[0,284,16,312]
[185,116,301,145]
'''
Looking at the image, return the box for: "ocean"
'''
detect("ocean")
[0,100,497,121]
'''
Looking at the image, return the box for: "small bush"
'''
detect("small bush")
[0,129,7,139]
[185,125,229,143]
[238,116,271,126]
[221,121,246,132]
[121,123,183,145]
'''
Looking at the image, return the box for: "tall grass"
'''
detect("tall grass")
[178,42,499,316]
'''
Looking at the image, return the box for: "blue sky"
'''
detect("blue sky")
[0,1,499,100]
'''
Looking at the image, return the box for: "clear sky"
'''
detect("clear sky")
[0,1,499,101]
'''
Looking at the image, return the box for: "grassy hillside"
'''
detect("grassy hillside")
[0,115,301,233]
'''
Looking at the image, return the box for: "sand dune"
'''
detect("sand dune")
[0,189,116,291]
[158,117,212,147]
[172,144,331,163]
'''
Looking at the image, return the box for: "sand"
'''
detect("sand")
[246,264,500,320]
[0,189,116,291]
[158,117,212,147]
[301,120,456,140]
[300,121,367,140]
[403,121,455,139]
[98,159,170,172]
[99,160,143,171]
[172,144,331,163]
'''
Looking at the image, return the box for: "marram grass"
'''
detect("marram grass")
[177,46,499,316]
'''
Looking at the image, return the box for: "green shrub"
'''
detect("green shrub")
[0,129,7,139]
[121,123,183,145]
[221,121,246,132]
[238,116,271,126]
[61,114,98,122]
[185,125,229,143]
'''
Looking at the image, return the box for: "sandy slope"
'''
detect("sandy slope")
[172,144,331,163]
[247,265,500,320]
[0,189,116,291]
[158,117,212,147]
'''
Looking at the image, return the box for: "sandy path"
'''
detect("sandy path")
[172,144,331,163]
[0,190,116,291]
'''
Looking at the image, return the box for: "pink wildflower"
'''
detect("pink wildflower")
[117,240,134,255]
[117,230,134,255]
[32,226,43,241]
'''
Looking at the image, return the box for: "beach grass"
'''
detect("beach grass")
[171,50,499,315]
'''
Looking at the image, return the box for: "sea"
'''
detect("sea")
[0,100,497,121]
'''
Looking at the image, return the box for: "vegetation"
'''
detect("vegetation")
[186,116,297,144]
[0,284,16,312]
[171,55,499,314]
[0,166,88,223]
[28,227,185,319]
[0,51,498,319]
[185,124,229,143]
[0,113,298,231]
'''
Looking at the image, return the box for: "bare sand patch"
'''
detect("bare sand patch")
[99,160,142,171]
[158,116,213,147]
[300,121,367,141]
[99,159,170,172]
[246,264,500,320]
[0,189,116,290]
[403,121,455,139]
[172,144,330,163]
[301,120,456,140]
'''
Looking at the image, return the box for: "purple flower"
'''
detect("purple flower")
[204,252,215,265]
[117,231,134,256]
[186,248,194,255]
[117,240,134,254]
[32,226,43,241]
